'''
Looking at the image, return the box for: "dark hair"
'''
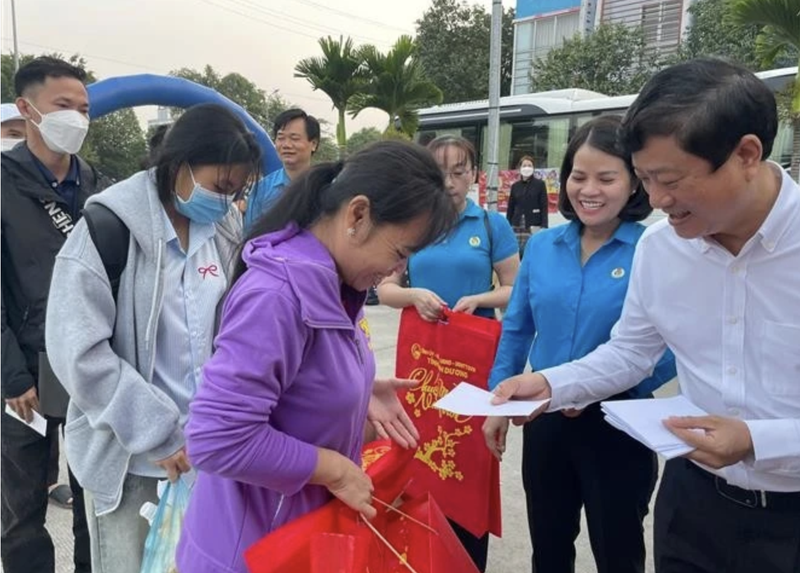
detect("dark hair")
[517,155,535,169]
[426,135,478,185]
[139,124,171,170]
[149,124,170,154]
[235,141,457,284]
[427,135,477,169]
[153,103,262,204]
[559,115,652,222]
[272,108,321,145]
[622,58,778,170]
[14,56,87,97]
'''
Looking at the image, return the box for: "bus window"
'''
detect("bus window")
[505,121,538,169]
[492,117,570,171]
[575,113,594,129]
[769,122,793,170]
[545,117,570,170]
[416,130,438,147]
[416,126,482,159]
[480,122,513,172]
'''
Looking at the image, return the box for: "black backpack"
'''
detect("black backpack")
[36,203,129,419]
[82,203,129,300]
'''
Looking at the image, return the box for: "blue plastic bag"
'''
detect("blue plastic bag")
[140,477,192,573]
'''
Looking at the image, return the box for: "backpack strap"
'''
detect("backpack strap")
[82,203,130,301]
[482,210,494,259]
[483,210,495,288]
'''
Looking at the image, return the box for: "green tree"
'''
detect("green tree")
[313,135,340,163]
[170,65,274,128]
[730,0,800,180]
[264,91,293,133]
[350,36,443,136]
[677,0,763,68]
[347,127,382,155]
[83,109,146,181]
[501,6,516,98]
[415,0,515,103]
[2,53,91,101]
[2,53,30,101]
[529,24,661,96]
[2,52,146,180]
[295,36,367,159]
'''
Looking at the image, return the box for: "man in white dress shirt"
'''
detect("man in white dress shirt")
[490,58,800,572]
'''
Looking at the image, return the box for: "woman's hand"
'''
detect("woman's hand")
[453,295,481,314]
[368,378,420,449]
[315,449,376,519]
[411,288,446,321]
[155,447,192,482]
[482,416,510,461]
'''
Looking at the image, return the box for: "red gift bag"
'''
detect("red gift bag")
[248,493,482,573]
[310,533,357,573]
[245,441,414,573]
[375,492,481,573]
[396,307,502,538]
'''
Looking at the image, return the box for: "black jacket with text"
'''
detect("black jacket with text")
[1,144,109,398]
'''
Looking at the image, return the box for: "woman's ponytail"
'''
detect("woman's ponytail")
[231,160,345,284]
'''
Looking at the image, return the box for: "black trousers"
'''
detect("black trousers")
[47,431,60,486]
[1,412,91,573]
[522,404,657,573]
[448,518,489,572]
[654,458,800,573]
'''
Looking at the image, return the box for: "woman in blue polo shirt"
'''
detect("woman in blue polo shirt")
[377,135,519,571]
[483,115,676,573]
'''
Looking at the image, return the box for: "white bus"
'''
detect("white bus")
[415,66,797,218]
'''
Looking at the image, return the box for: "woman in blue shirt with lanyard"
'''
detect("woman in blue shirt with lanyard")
[483,115,676,573]
[377,135,520,571]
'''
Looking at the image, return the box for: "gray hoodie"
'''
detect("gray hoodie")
[45,170,242,516]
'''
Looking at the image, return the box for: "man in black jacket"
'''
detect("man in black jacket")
[2,56,107,573]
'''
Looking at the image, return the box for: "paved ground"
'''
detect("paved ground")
[39,304,675,573]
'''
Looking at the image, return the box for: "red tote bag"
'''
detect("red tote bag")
[395,307,502,538]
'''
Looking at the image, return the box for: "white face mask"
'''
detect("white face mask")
[26,100,89,155]
[520,166,535,178]
[1,138,23,152]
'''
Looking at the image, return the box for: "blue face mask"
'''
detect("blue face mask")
[174,166,233,224]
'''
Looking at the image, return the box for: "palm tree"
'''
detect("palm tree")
[350,36,443,137]
[730,0,800,180]
[295,36,366,159]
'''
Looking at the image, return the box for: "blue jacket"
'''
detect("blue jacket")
[489,220,676,395]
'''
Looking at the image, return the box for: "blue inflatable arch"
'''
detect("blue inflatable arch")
[86,74,281,175]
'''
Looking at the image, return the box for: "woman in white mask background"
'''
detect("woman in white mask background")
[1,103,26,152]
[506,155,550,242]
[45,103,262,573]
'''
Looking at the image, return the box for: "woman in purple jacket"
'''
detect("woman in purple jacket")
[176,141,457,573]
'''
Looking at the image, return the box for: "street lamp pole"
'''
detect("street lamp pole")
[485,0,503,212]
[11,0,20,72]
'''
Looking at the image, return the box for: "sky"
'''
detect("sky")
[1,0,495,137]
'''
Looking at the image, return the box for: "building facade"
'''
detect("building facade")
[511,0,692,94]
